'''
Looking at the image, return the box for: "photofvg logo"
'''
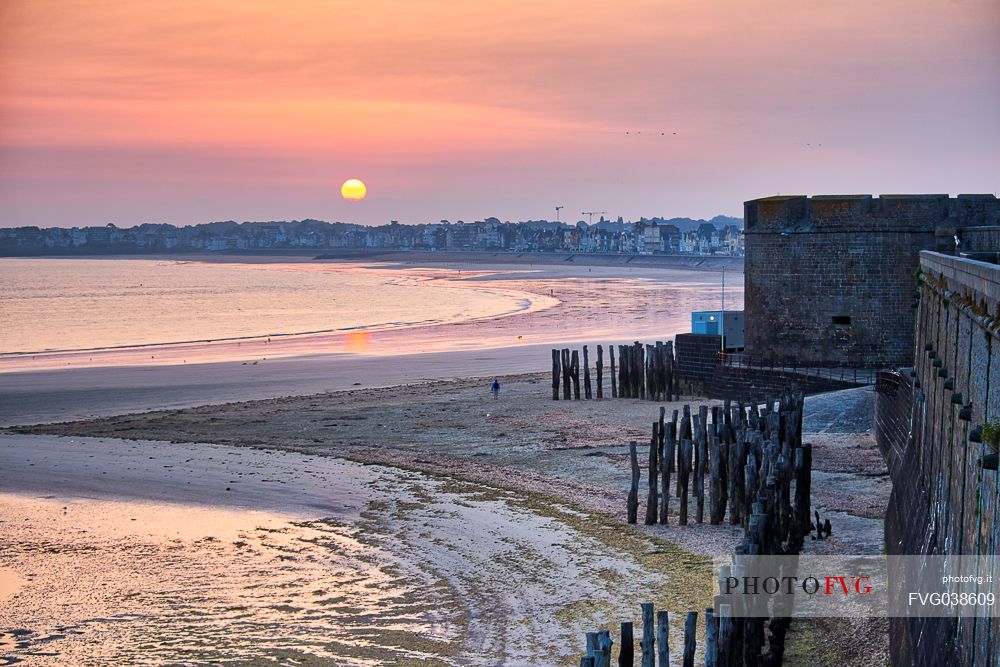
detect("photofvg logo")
[711,555,1000,618]
[720,572,873,596]
[712,555,885,618]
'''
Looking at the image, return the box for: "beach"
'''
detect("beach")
[2,376,889,666]
[0,256,887,666]
[0,432,703,666]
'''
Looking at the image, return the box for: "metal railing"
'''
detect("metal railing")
[719,352,878,386]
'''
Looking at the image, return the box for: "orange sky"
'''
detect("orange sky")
[1,0,998,226]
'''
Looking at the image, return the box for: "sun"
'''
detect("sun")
[341,178,367,202]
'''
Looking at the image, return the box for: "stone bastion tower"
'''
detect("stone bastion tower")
[743,193,1000,368]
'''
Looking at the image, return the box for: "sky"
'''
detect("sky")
[1,0,998,228]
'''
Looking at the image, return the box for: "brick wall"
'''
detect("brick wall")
[675,332,858,401]
[744,194,1000,368]
[674,333,723,393]
[875,252,1000,666]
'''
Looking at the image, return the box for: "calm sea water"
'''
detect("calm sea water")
[0,258,537,355]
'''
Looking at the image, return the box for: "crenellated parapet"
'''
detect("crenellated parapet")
[743,193,1000,368]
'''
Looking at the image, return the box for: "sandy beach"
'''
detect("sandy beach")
[0,432,710,666]
[0,258,889,666]
[3,373,889,665]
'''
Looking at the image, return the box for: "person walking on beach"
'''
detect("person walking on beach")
[490,379,500,400]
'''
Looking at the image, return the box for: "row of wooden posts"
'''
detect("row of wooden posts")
[626,394,807,531]
[552,342,676,402]
[581,391,812,666]
[578,603,700,667]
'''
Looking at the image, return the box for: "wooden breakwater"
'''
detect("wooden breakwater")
[581,390,812,666]
[552,342,676,402]
[576,603,705,667]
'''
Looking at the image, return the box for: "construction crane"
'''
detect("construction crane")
[581,211,607,224]
[555,205,563,222]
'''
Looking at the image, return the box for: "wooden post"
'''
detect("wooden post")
[661,422,674,524]
[665,341,674,401]
[669,410,678,472]
[645,344,655,400]
[691,414,704,497]
[587,633,599,663]
[610,344,618,398]
[597,345,604,399]
[597,630,613,667]
[656,611,669,667]
[657,406,666,465]
[641,603,655,667]
[619,621,635,667]
[645,422,659,525]
[794,443,812,541]
[583,345,593,399]
[696,407,708,524]
[619,345,628,398]
[628,441,640,524]
[552,349,561,401]
[710,432,724,524]
[562,348,572,399]
[728,436,743,525]
[682,611,697,667]
[717,604,732,667]
[705,608,718,667]
[572,350,581,399]
[679,438,691,525]
[634,342,644,400]
[653,341,663,401]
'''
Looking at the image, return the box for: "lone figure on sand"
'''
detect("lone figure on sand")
[490,379,500,399]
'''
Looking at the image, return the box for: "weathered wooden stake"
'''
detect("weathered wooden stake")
[657,406,666,465]
[619,345,628,398]
[705,607,718,667]
[619,621,634,667]
[641,603,655,667]
[682,611,697,667]
[656,611,669,667]
[627,441,640,524]
[562,348,572,399]
[681,405,692,444]
[645,422,659,525]
[717,604,733,667]
[584,345,593,400]
[661,422,675,524]
[709,432,724,524]
[632,341,646,399]
[552,349,561,401]
[678,438,691,525]
[665,341,674,401]
[696,407,708,524]
[597,345,604,399]
[597,630,613,667]
[645,343,655,401]
[610,344,618,398]
[571,349,581,400]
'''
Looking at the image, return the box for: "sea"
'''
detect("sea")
[0,258,546,356]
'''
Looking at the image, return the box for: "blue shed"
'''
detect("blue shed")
[691,310,745,350]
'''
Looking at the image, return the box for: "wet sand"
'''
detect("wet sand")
[0,432,715,666]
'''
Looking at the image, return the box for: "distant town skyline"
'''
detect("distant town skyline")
[1,0,998,228]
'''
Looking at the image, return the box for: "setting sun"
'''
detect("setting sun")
[341,179,367,202]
